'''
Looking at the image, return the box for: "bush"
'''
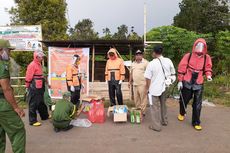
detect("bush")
[146,26,212,66]
[204,74,230,106]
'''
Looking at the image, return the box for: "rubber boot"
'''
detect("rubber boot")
[177,114,185,121]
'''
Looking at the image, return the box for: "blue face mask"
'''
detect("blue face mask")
[1,50,10,61]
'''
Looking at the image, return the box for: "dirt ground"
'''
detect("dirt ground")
[5,101,230,153]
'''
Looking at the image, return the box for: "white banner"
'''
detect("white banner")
[0,25,42,51]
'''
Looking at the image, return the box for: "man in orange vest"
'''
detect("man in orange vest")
[105,48,125,106]
[66,54,81,108]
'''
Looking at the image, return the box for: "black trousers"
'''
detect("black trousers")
[108,80,123,106]
[70,90,80,108]
[179,86,203,126]
[28,92,49,125]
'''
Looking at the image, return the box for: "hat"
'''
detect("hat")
[0,39,15,50]
[135,50,143,55]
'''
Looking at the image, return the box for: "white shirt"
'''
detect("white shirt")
[144,56,176,96]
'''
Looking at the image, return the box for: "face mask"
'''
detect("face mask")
[1,50,9,61]
[75,61,80,65]
[194,42,205,53]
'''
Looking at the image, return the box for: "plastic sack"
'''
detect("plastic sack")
[70,119,92,128]
[113,106,128,114]
[82,102,93,114]
[88,100,105,123]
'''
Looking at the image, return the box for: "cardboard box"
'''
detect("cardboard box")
[114,112,127,122]
[107,105,128,122]
[82,95,103,103]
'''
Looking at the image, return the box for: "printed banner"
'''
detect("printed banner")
[48,47,89,99]
[0,25,42,51]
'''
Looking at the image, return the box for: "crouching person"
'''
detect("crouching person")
[52,93,76,132]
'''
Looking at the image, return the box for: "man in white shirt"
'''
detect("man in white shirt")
[144,45,176,132]
[129,50,149,116]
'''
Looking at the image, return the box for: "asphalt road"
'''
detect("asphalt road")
[5,101,230,153]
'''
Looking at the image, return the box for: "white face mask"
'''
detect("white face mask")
[1,50,9,61]
[195,42,205,53]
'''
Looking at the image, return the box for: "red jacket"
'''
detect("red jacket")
[25,52,44,88]
[178,38,212,85]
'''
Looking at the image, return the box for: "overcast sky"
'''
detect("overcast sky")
[0,0,182,36]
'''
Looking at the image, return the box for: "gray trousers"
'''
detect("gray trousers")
[149,91,167,131]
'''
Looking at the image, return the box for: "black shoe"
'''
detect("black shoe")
[41,116,49,120]
[62,125,74,131]
[54,127,60,133]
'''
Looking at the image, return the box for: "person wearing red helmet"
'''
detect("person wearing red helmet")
[25,50,49,126]
[177,38,213,131]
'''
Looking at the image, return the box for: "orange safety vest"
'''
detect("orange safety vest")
[105,58,126,81]
[66,64,80,87]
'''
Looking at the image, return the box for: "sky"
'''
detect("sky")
[0,0,182,36]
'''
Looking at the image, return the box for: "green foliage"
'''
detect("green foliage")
[9,0,68,76]
[214,30,230,74]
[102,25,141,40]
[101,27,112,40]
[146,26,212,65]
[127,32,142,40]
[204,74,230,106]
[9,0,69,40]
[112,24,128,40]
[174,0,229,33]
[11,51,33,76]
[69,19,99,40]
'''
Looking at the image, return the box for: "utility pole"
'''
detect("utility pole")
[144,1,162,53]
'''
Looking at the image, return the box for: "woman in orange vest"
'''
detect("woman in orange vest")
[105,48,125,106]
[66,54,81,108]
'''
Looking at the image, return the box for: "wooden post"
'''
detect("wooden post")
[129,45,133,101]
[91,45,95,94]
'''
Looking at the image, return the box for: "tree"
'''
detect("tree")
[146,26,212,65]
[9,0,69,40]
[69,19,99,40]
[8,0,69,76]
[173,0,229,34]
[112,24,128,40]
[127,26,142,40]
[101,27,112,40]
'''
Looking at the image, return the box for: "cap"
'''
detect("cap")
[0,39,15,50]
[135,50,143,55]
